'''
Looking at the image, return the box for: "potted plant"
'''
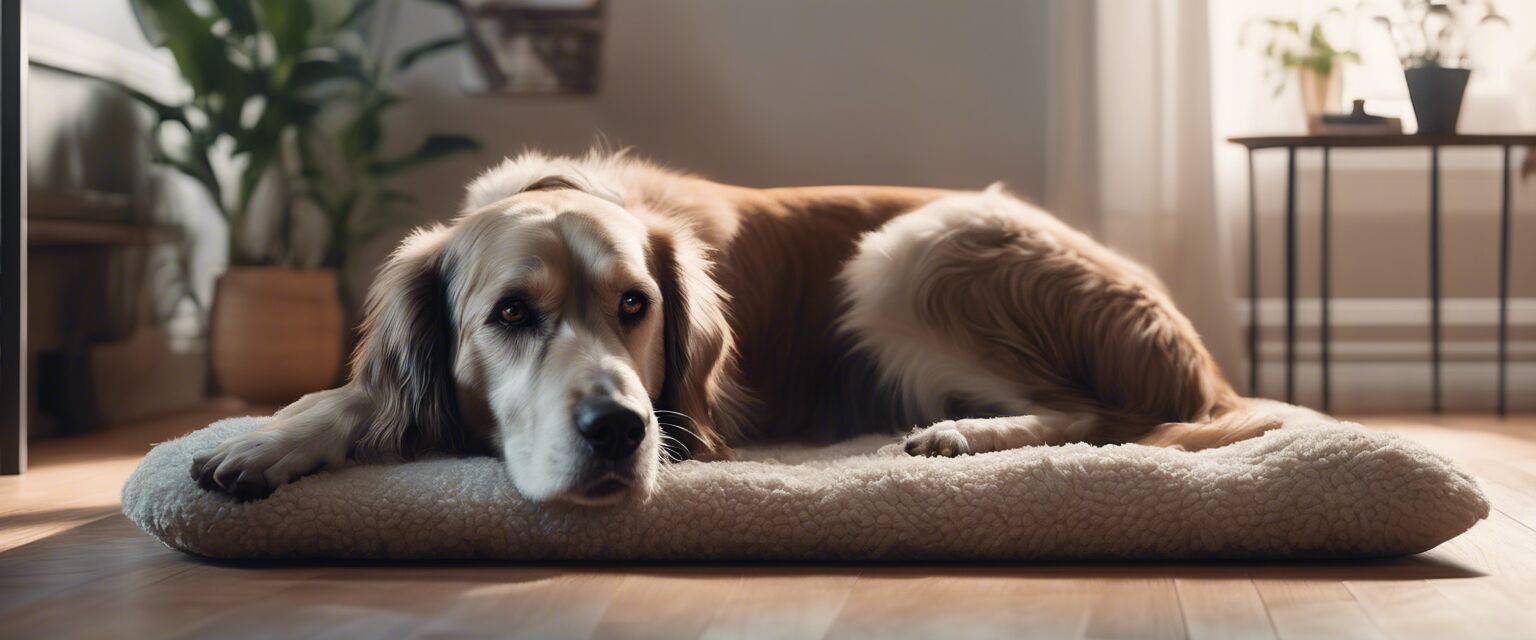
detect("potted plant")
[1243,8,1360,131]
[69,0,479,402]
[1373,0,1511,134]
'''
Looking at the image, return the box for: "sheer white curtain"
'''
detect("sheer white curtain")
[1047,0,1246,388]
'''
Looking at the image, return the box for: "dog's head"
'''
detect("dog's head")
[347,156,739,506]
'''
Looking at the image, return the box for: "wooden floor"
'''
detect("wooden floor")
[2,408,1536,639]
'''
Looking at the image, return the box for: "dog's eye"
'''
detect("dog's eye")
[619,291,649,323]
[493,298,536,328]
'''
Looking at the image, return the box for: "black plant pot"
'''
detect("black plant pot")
[1404,66,1471,134]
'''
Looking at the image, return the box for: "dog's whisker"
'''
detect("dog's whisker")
[654,409,698,424]
[657,419,703,441]
[655,432,687,463]
[657,422,692,440]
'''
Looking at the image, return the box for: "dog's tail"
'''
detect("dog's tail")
[1132,398,1337,451]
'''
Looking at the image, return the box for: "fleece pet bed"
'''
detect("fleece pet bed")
[122,416,1488,561]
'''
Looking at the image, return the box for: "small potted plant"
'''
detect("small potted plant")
[1243,8,1360,131]
[1373,0,1512,134]
[69,0,479,402]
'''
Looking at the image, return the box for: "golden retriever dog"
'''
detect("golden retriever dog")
[192,150,1321,505]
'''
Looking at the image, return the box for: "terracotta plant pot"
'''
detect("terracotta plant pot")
[1298,66,1343,132]
[211,267,344,404]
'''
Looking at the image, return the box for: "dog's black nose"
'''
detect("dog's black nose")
[574,400,646,460]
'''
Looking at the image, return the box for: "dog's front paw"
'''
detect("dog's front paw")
[190,430,327,501]
[902,422,972,457]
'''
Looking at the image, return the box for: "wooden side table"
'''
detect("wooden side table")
[1229,134,1535,414]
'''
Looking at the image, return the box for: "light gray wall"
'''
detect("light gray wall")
[378,0,1058,226]
[25,0,149,52]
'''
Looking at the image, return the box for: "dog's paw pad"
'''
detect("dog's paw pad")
[903,424,971,457]
[188,431,315,501]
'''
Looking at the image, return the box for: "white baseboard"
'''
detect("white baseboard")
[1256,340,1536,363]
[1249,359,1532,413]
[1239,298,1533,411]
[1240,297,1536,328]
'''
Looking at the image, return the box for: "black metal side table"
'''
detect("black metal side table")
[1229,134,1534,414]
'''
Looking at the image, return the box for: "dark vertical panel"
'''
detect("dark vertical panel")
[1,0,25,474]
[1284,146,1297,404]
[1246,149,1260,397]
[1497,145,1512,416]
[1430,146,1442,413]
[1320,147,1331,413]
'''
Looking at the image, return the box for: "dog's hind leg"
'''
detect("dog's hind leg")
[1134,399,1336,450]
[838,189,1245,455]
[902,400,1334,456]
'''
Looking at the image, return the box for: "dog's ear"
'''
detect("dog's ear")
[648,226,744,459]
[347,227,465,461]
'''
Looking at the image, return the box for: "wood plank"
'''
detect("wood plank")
[1346,580,1501,640]
[1,563,315,639]
[1426,510,1536,577]
[0,517,184,595]
[701,572,858,640]
[182,578,461,639]
[1468,462,1536,534]
[826,570,1099,639]
[1175,576,1277,640]
[1431,577,1536,640]
[590,572,742,639]
[409,570,627,639]
[1253,580,1385,640]
[1080,577,1186,640]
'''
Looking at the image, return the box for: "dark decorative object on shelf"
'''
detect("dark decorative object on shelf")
[1373,0,1514,134]
[1314,99,1403,135]
[1404,66,1471,134]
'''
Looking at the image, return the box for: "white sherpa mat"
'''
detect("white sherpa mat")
[122,417,1489,561]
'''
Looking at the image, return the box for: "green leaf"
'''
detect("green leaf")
[213,0,258,36]
[255,0,315,57]
[338,0,382,29]
[237,137,282,217]
[207,69,260,137]
[233,96,285,155]
[129,0,231,97]
[368,135,480,177]
[395,36,464,72]
[341,92,402,158]
[290,51,368,89]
